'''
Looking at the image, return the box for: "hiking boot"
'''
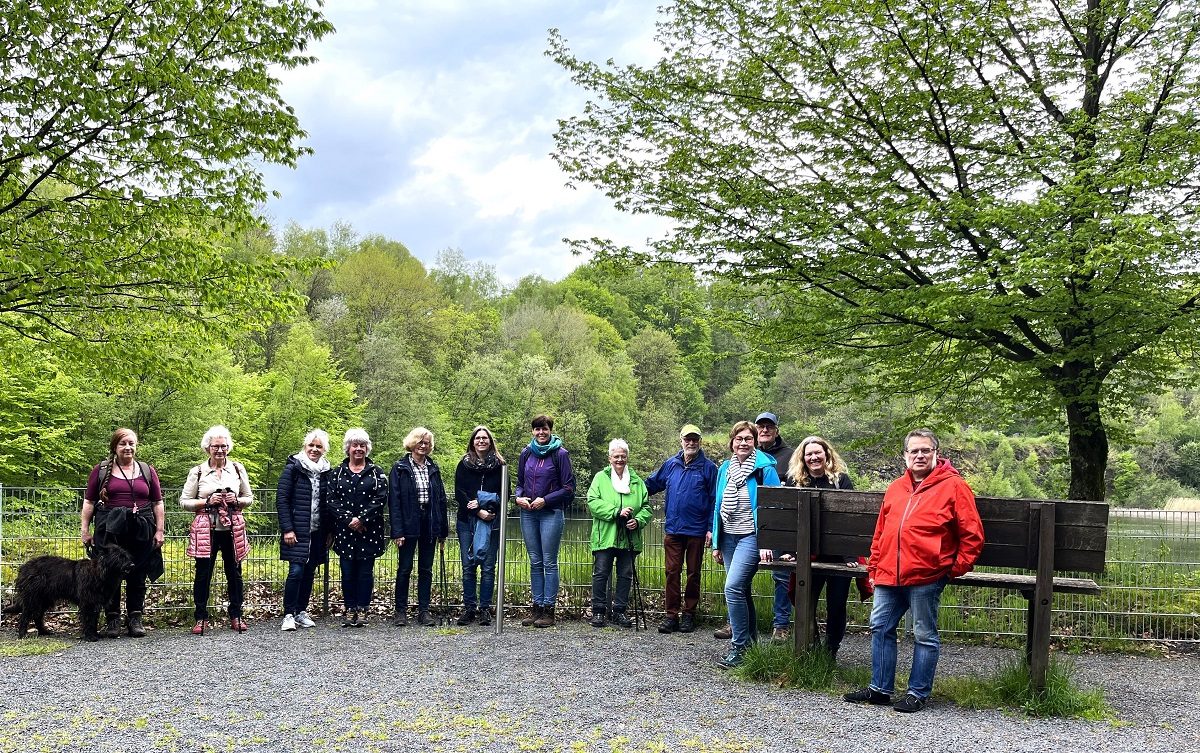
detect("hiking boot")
[477,608,492,626]
[393,611,408,627]
[658,616,679,634]
[771,627,790,642]
[295,611,317,629]
[100,613,121,639]
[281,614,297,632]
[679,615,696,633]
[893,693,927,713]
[533,606,555,628]
[126,612,146,638]
[191,620,211,635]
[230,617,248,633]
[356,613,370,627]
[343,611,357,628]
[716,648,746,670]
[456,608,476,626]
[417,611,436,627]
[713,622,732,640]
[610,612,634,629]
[521,605,542,627]
[590,609,607,628]
[844,688,892,706]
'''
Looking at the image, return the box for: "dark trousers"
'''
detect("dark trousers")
[592,548,636,616]
[340,556,376,612]
[662,533,706,618]
[103,527,150,616]
[395,515,437,613]
[193,530,243,620]
[284,554,324,616]
[812,572,853,652]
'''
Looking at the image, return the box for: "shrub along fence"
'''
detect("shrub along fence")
[0,486,1197,642]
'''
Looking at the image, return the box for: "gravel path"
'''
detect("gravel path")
[0,616,1196,753]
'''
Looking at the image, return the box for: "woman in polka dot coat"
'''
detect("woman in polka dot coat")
[328,428,389,626]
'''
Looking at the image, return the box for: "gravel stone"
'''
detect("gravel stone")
[0,618,1196,752]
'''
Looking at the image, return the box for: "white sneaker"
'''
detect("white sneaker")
[281,613,296,632]
[294,611,316,629]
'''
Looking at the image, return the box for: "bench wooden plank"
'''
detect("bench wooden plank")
[769,561,1103,595]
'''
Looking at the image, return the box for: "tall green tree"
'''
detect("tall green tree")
[0,1,332,375]
[551,1,1200,500]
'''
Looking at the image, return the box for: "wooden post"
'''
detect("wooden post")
[1028,501,1056,691]
[792,490,815,654]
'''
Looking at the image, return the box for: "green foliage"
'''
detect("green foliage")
[549,0,1200,500]
[0,0,333,376]
[732,641,841,691]
[939,657,1111,719]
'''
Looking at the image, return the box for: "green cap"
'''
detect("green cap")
[679,424,702,439]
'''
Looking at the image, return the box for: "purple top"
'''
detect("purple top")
[86,463,163,509]
[514,447,575,511]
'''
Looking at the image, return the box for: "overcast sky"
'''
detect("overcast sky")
[262,0,672,282]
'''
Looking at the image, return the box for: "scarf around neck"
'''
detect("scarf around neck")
[462,452,501,472]
[611,466,631,494]
[528,434,563,458]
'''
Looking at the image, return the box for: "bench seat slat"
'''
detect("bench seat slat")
[760,560,1101,595]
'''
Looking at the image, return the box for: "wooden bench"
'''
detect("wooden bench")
[755,487,1109,689]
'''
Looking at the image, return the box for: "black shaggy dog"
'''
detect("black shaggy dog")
[2,544,134,641]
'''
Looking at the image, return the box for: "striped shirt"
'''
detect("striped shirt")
[720,456,757,535]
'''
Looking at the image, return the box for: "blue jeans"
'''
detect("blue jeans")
[772,550,792,629]
[283,558,322,616]
[339,556,375,612]
[457,519,499,609]
[520,508,564,607]
[868,579,948,699]
[719,531,760,650]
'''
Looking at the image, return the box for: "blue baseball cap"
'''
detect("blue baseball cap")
[755,412,779,426]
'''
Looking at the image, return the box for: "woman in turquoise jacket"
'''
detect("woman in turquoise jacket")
[711,420,782,669]
[587,438,653,628]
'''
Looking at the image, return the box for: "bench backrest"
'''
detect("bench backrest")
[756,487,1108,573]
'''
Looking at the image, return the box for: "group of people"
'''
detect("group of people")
[79,411,982,713]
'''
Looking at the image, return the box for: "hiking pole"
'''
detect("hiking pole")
[495,463,509,635]
[621,522,647,632]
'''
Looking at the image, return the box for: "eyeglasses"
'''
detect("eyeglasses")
[905,448,936,456]
[209,444,229,450]
[732,436,755,444]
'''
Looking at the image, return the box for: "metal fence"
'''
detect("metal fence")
[1,485,1197,642]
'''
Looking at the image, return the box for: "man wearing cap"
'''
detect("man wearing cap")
[755,411,794,642]
[644,424,718,634]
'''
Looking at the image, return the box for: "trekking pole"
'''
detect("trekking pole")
[621,522,647,632]
[495,464,508,635]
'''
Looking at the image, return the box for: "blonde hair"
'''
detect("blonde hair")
[403,427,434,453]
[787,436,848,486]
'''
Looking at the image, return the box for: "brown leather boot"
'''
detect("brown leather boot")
[521,605,542,627]
[534,606,556,628]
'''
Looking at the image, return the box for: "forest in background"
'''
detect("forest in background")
[2,219,1198,509]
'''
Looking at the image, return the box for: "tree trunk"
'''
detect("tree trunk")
[1063,388,1108,501]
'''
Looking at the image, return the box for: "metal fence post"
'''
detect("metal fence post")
[495,464,509,635]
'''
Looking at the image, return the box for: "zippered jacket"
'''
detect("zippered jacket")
[587,466,653,552]
[868,458,984,587]
[644,449,717,537]
[710,449,782,550]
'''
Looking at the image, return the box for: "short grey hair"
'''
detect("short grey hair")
[303,429,330,453]
[342,428,372,455]
[201,425,233,452]
[608,438,629,456]
[903,428,940,452]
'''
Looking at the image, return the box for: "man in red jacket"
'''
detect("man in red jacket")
[844,429,984,712]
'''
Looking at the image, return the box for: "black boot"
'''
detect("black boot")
[100,613,121,639]
[590,608,607,628]
[126,612,146,638]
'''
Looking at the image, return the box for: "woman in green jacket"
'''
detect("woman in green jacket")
[587,438,653,628]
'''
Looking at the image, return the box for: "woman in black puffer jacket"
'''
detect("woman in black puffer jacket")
[276,430,333,632]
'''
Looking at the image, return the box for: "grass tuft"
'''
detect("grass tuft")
[0,638,72,657]
[733,641,842,690]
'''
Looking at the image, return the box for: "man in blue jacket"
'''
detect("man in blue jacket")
[645,424,718,634]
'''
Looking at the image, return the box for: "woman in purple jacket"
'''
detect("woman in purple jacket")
[514,414,575,628]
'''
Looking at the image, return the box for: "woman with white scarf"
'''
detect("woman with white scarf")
[276,429,333,631]
[710,420,782,669]
[586,438,652,628]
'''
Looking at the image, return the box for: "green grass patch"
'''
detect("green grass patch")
[937,657,1112,719]
[732,644,1111,720]
[0,638,72,657]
